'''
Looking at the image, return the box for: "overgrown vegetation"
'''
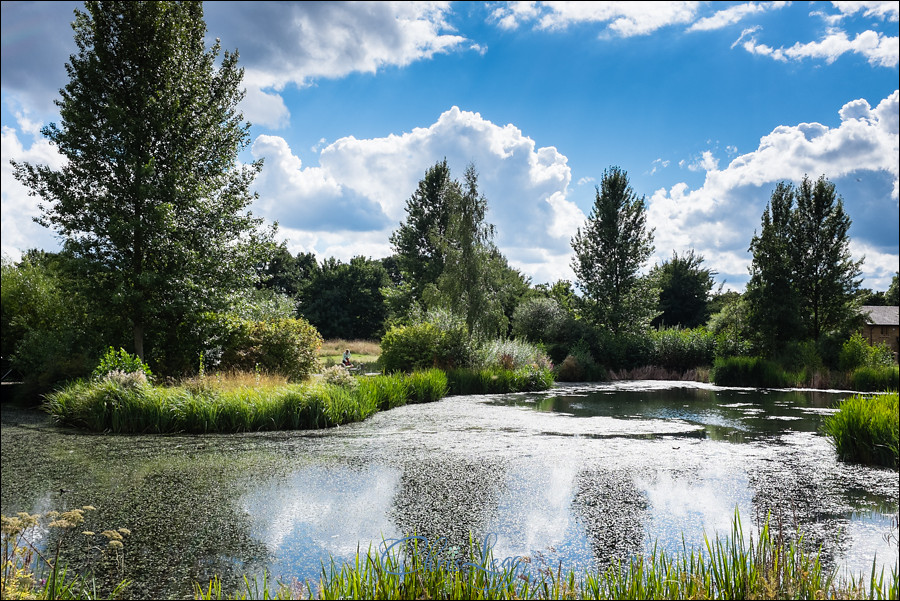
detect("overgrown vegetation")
[823,392,899,469]
[42,363,550,434]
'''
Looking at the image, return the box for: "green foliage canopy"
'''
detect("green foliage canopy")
[746,176,862,355]
[651,250,716,329]
[12,1,275,362]
[571,166,658,335]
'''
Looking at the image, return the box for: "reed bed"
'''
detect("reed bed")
[446,366,555,396]
[42,368,512,434]
[822,392,899,468]
[194,511,899,600]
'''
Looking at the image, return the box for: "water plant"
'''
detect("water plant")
[822,392,899,469]
[193,511,899,600]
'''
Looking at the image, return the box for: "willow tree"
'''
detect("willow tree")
[12,1,274,360]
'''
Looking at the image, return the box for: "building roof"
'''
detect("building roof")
[860,305,899,325]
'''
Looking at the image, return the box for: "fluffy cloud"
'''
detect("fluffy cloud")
[738,27,899,67]
[647,90,899,290]
[204,1,476,128]
[491,1,699,36]
[687,1,786,32]
[249,107,582,283]
[1,121,66,260]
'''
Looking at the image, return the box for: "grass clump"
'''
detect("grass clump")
[195,511,899,600]
[849,366,900,392]
[710,356,792,388]
[822,392,899,469]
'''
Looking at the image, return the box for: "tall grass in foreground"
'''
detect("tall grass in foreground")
[822,392,899,469]
[195,511,899,600]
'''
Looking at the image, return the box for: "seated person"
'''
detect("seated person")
[341,349,353,368]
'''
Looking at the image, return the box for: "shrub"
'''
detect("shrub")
[849,366,900,392]
[477,339,552,371]
[555,340,606,382]
[380,312,474,372]
[217,316,322,381]
[822,392,898,468]
[710,356,791,388]
[92,346,153,380]
[511,297,570,343]
[322,365,357,388]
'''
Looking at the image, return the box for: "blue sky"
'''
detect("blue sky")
[2,1,898,291]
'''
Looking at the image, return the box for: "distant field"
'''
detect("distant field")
[318,339,381,366]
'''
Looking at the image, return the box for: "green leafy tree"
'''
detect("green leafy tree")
[298,256,390,340]
[651,250,716,329]
[571,166,657,335]
[790,175,862,341]
[887,272,900,306]
[745,182,803,354]
[12,1,275,362]
[388,159,459,306]
[436,164,508,337]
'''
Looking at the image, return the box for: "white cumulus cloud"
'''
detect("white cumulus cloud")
[249,106,583,283]
[491,1,700,36]
[647,90,899,290]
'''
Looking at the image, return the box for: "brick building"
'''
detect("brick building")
[860,305,899,360]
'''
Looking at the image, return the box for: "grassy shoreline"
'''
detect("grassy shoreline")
[42,366,554,434]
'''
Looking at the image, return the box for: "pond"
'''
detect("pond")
[1,381,898,599]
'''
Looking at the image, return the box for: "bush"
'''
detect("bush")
[649,328,715,372]
[92,346,153,380]
[511,297,570,343]
[710,356,791,388]
[216,316,323,381]
[380,311,474,372]
[839,332,895,373]
[322,365,357,388]
[477,339,552,371]
[554,339,606,382]
[822,392,898,468]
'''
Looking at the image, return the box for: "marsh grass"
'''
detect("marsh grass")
[194,511,899,600]
[822,392,899,469]
[447,366,555,395]
[45,365,547,434]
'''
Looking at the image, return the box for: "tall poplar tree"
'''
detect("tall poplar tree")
[790,175,862,341]
[12,1,274,361]
[745,182,802,354]
[571,166,657,335]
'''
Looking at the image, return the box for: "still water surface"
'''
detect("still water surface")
[2,381,897,599]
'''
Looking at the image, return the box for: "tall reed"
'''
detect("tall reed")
[195,510,899,600]
[822,392,899,468]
